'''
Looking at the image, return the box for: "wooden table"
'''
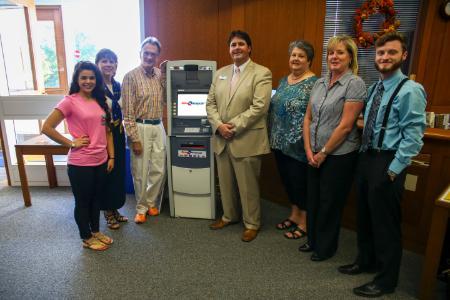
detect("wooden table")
[419,184,450,300]
[15,135,69,207]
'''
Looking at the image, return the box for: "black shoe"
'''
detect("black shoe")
[298,242,312,252]
[353,282,395,298]
[338,263,377,275]
[310,253,330,262]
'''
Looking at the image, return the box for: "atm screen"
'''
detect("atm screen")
[177,93,208,117]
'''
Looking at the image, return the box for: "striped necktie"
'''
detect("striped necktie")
[361,82,384,152]
[230,66,240,94]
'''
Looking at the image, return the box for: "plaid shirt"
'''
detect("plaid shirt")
[122,65,166,142]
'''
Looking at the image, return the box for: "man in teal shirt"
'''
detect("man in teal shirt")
[338,32,426,298]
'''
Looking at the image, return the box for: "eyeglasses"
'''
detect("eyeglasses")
[142,51,159,58]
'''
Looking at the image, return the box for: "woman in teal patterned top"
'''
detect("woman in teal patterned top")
[269,40,318,239]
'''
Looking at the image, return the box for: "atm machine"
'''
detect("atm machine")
[166,60,216,219]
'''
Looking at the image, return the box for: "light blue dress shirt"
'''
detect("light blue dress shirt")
[363,69,427,174]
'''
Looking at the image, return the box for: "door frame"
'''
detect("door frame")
[36,5,68,95]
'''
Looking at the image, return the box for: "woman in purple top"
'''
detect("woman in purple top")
[42,61,115,251]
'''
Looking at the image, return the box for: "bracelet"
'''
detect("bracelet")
[109,157,115,160]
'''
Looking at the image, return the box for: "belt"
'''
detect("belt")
[136,118,161,125]
[365,148,396,155]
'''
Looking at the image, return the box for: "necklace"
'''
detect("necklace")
[288,70,311,84]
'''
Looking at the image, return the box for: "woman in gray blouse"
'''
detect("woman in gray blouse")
[300,35,366,261]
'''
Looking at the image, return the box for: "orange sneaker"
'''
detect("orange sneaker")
[148,207,160,216]
[134,213,147,224]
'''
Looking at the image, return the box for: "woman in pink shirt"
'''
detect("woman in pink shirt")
[42,61,115,251]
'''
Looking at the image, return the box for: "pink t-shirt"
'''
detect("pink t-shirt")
[56,93,108,166]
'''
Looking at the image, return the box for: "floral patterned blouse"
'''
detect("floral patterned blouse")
[269,75,318,162]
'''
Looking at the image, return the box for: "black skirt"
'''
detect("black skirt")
[100,123,126,210]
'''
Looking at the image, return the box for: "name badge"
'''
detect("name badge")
[219,75,227,80]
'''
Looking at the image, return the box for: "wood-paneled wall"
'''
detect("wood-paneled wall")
[144,0,450,254]
[144,0,450,113]
[144,0,326,206]
[414,0,450,113]
[144,0,326,84]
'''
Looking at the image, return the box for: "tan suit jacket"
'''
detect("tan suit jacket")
[206,60,272,158]
[206,59,271,229]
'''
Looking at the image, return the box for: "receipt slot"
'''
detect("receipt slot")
[166,60,216,219]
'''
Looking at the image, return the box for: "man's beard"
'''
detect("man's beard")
[374,59,403,74]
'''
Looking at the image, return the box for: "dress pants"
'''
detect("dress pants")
[215,145,262,230]
[306,151,358,258]
[355,150,406,290]
[130,122,166,214]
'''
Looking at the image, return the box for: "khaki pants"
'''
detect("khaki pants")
[215,146,262,230]
[130,122,166,214]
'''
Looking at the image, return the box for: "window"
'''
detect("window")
[321,0,421,86]
[61,0,141,82]
[1,0,142,185]
[36,5,69,94]
[0,6,34,95]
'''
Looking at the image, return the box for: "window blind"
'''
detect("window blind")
[321,0,420,87]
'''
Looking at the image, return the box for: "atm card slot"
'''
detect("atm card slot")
[180,144,206,149]
[177,149,207,158]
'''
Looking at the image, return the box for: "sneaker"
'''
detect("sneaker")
[134,213,147,224]
[148,207,160,216]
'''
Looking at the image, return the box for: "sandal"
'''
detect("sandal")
[276,219,297,230]
[284,226,307,239]
[92,232,114,245]
[113,210,128,222]
[104,211,120,230]
[82,237,109,251]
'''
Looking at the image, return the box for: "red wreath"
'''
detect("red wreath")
[354,0,401,48]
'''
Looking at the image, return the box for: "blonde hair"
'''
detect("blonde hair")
[326,35,359,75]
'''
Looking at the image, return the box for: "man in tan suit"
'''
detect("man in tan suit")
[206,30,272,242]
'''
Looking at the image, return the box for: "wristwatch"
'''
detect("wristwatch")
[387,170,397,181]
[320,146,327,155]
